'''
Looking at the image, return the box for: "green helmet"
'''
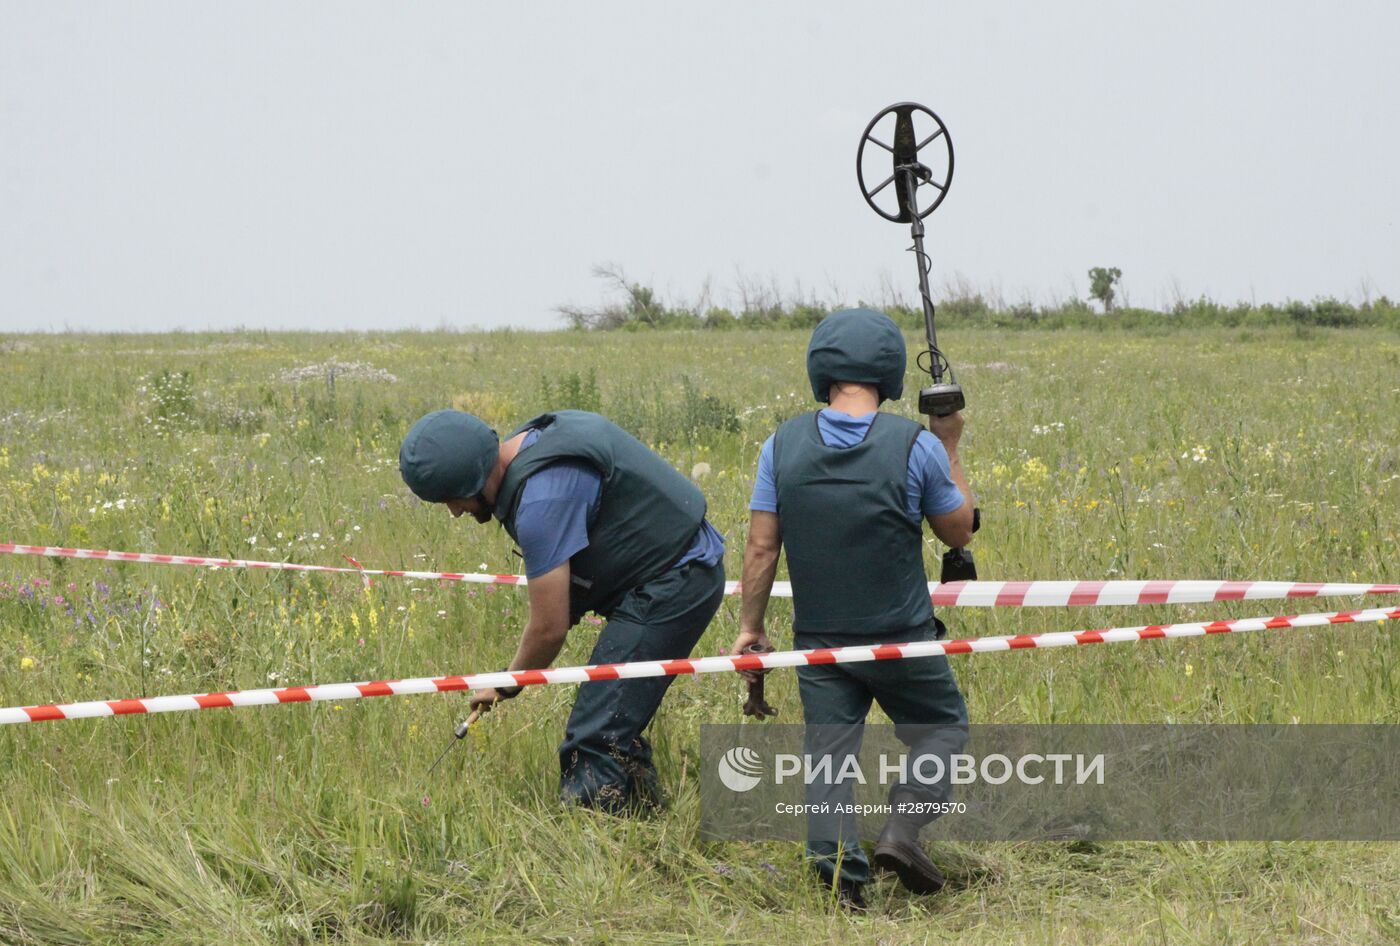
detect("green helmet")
[399,410,500,502]
[806,307,907,403]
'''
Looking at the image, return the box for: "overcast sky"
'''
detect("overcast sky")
[2,2,1396,332]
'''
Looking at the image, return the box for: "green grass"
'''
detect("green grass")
[1,326,1398,944]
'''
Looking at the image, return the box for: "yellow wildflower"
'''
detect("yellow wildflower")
[1020,457,1049,485]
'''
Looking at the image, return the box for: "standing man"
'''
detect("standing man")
[729,308,974,908]
[400,408,725,814]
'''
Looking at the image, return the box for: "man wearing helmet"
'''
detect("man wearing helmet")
[399,409,726,814]
[729,308,974,908]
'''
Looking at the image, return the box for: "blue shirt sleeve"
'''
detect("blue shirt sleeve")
[749,435,778,512]
[909,431,964,520]
[513,461,603,578]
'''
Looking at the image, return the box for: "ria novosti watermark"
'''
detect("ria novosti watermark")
[701,725,1400,841]
[718,745,1104,793]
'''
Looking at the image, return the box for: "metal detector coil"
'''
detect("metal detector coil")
[857,102,954,223]
[859,102,979,582]
[857,102,963,416]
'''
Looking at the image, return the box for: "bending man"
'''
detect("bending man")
[401,408,725,814]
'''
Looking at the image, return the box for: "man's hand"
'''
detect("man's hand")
[927,409,963,449]
[468,667,524,712]
[730,628,774,684]
[735,640,779,719]
[467,687,511,712]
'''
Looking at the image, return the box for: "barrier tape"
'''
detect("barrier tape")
[3,543,1397,608]
[4,605,1397,726]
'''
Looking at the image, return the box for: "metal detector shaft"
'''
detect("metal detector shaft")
[901,170,944,382]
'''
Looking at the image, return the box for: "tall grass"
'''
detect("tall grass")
[1,326,1398,943]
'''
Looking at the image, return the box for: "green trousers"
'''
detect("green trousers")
[796,618,969,887]
[557,558,725,813]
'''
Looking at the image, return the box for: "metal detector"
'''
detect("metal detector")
[858,102,979,581]
[857,102,963,416]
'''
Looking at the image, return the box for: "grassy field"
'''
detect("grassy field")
[1,326,1398,945]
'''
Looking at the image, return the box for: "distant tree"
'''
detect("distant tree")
[557,263,673,330]
[1088,267,1123,313]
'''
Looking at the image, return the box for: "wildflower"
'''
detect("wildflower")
[1184,663,1194,677]
[1019,457,1049,484]
[19,656,35,670]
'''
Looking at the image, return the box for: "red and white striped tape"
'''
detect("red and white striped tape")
[0,542,525,587]
[3,543,1396,607]
[5,605,1397,726]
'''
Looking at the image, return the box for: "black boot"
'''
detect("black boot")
[872,813,945,895]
